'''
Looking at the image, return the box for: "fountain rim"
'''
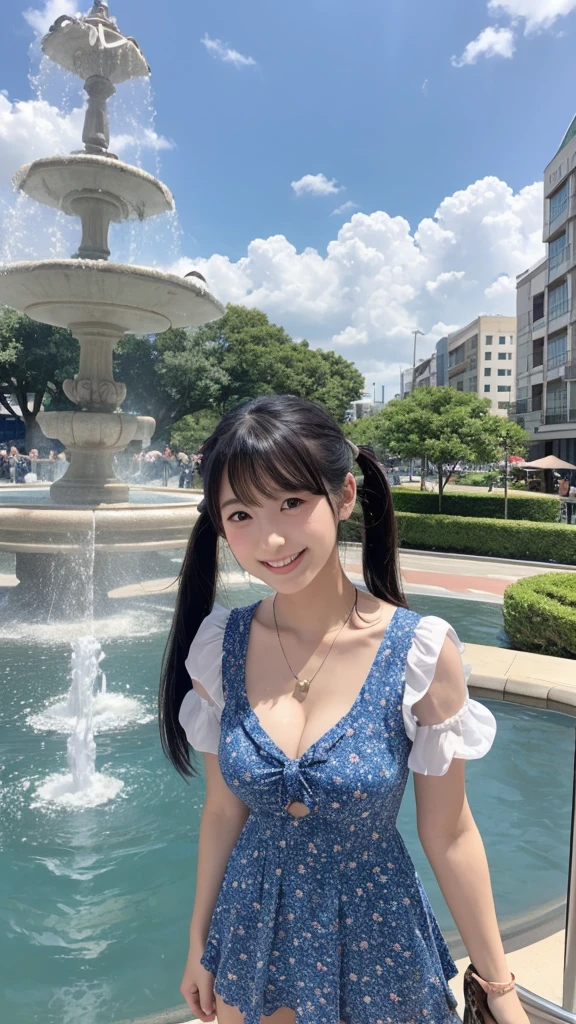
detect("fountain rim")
[14,154,175,218]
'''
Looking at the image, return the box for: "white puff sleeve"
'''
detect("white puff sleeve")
[403,615,497,776]
[178,603,231,755]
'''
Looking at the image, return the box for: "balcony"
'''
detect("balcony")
[566,363,576,380]
[548,243,571,284]
[517,311,546,340]
[548,298,569,324]
[545,396,568,424]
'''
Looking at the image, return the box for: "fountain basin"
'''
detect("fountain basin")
[15,155,174,221]
[0,261,225,334]
[0,501,199,619]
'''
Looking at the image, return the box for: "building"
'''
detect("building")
[512,123,576,463]
[400,353,437,397]
[446,315,516,417]
[345,389,385,422]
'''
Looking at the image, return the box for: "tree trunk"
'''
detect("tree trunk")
[23,413,49,454]
[438,463,443,514]
[420,454,428,491]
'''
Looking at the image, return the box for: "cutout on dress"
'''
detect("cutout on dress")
[286,802,310,818]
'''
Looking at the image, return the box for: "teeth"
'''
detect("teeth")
[266,552,301,568]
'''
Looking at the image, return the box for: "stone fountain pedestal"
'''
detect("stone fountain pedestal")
[0,1,224,508]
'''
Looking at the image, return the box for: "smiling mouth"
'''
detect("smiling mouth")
[261,550,306,570]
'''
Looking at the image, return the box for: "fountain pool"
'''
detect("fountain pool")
[0,583,571,1024]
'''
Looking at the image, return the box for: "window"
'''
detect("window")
[506,369,512,376]
[497,385,512,392]
[485,351,492,360]
[498,369,507,376]
[485,335,493,345]
[548,281,568,320]
[548,332,568,368]
[468,377,477,392]
[498,352,507,360]
[448,342,466,367]
[456,381,464,391]
[499,336,506,345]
[507,352,513,360]
[484,384,491,393]
[484,368,491,377]
[533,293,545,322]
[509,335,514,344]
[549,232,567,257]
[550,180,569,223]
[469,334,478,350]
[498,401,510,409]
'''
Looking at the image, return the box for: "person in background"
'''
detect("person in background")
[0,449,10,482]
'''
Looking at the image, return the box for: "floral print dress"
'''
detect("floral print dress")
[179,602,497,1024]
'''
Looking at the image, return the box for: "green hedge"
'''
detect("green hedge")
[390,488,559,522]
[340,509,576,564]
[503,573,576,658]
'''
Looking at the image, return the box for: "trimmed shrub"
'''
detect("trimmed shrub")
[503,573,576,658]
[390,488,559,523]
[340,508,576,565]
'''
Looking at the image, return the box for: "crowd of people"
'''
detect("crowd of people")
[125,445,204,488]
[0,445,67,483]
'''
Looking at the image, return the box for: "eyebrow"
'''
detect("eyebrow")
[220,497,244,511]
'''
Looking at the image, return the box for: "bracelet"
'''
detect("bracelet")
[471,971,516,996]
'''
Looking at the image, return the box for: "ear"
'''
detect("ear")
[338,471,357,521]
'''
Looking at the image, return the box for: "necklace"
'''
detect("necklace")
[272,589,358,698]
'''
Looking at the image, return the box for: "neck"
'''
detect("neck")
[273,546,357,638]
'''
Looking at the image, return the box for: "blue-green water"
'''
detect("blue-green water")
[0,589,571,1024]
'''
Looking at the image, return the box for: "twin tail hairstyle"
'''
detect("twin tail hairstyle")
[159,394,406,778]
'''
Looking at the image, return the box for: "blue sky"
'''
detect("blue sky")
[0,0,575,397]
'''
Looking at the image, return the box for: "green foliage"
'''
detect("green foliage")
[340,508,576,564]
[503,573,576,658]
[389,488,560,523]
[0,309,78,448]
[170,409,221,452]
[346,387,529,510]
[115,328,228,436]
[191,305,365,423]
[458,471,500,487]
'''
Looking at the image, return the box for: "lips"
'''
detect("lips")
[260,549,307,574]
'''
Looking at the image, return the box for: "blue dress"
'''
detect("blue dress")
[195,602,465,1024]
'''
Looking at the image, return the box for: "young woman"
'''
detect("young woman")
[159,395,528,1024]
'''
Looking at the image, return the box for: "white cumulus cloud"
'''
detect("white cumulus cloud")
[201,34,256,68]
[23,0,78,37]
[332,201,359,216]
[171,176,544,388]
[452,25,516,66]
[291,173,343,197]
[488,0,576,31]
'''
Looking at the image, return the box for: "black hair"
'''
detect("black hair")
[159,394,406,778]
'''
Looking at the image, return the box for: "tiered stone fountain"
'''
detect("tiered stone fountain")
[0,2,223,615]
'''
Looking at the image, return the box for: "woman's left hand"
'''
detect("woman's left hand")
[487,989,531,1024]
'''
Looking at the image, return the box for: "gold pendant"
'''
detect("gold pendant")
[296,679,310,696]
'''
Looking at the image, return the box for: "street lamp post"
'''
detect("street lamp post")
[410,329,425,483]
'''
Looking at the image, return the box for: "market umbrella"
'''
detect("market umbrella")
[521,455,576,471]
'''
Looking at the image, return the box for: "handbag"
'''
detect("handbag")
[463,964,517,1023]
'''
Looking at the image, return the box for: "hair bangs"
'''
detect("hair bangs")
[225,427,330,511]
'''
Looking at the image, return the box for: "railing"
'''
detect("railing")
[549,244,571,276]
[518,312,546,338]
[545,403,568,424]
[548,349,569,370]
[509,398,543,416]
[549,299,570,322]
[566,364,576,380]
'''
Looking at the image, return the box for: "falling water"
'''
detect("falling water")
[32,516,126,809]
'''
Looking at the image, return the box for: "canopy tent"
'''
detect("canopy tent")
[521,455,576,471]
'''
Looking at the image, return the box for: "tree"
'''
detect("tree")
[170,409,221,452]
[115,328,229,439]
[191,305,365,423]
[0,309,78,451]
[347,387,529,512]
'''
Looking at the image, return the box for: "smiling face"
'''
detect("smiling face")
[219,470,357,593]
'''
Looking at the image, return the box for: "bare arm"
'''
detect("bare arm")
[189,752,250,949]
[412,636,527,1023]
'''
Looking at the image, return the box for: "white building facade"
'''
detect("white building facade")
[446,315,516,416]
[512,125,576,463]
